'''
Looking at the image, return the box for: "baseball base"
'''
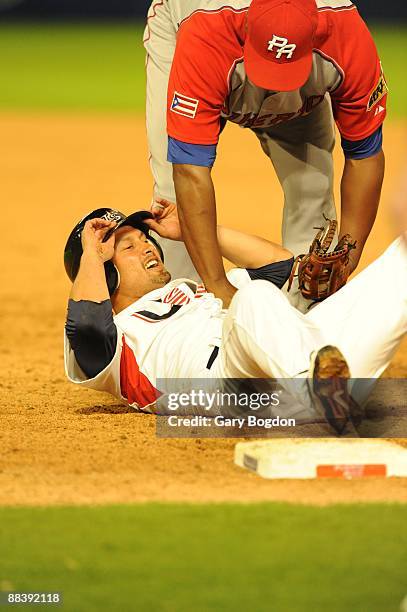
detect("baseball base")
[234,439,407,480]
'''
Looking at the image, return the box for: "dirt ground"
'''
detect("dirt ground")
[1,113,406,506]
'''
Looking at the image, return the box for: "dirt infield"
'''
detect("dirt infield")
[1,113,406,506]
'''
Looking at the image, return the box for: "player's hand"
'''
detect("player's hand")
[81,218,116,262]
[338,237,358,276]
[144,197,182,241]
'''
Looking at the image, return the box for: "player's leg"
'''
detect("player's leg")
[144,1,199,281]
[254,96,337,311]
[307,238,407,378]
[212,280,363,429]
[215,280,324,379]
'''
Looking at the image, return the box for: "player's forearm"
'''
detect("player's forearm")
[172,164,229,289]
[217,226,293,268]
[69,250,110,303]
[340,150,385,269]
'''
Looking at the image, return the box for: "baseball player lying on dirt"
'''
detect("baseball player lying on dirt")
[64,201,406,434]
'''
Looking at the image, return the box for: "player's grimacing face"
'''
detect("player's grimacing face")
[112,226,170,295]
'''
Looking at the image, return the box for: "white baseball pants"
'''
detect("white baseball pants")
[213,238,407,382]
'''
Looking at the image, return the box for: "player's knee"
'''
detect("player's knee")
[284,170,331,204]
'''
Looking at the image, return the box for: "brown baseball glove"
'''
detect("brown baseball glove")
[288,217,356,302]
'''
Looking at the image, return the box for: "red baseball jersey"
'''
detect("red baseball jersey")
[166,1,388,145]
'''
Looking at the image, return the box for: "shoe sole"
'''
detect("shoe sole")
[309,345,362,435]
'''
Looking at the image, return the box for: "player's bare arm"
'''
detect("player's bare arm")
[172,163,237,307]
[340,150,385,271]
[146,197,293,269]
[216,226,292,269]
[70,219,115,303]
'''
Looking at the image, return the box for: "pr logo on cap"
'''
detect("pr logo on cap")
[244,0,318,91]
[267,35,297,59]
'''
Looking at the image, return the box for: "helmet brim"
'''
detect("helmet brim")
[103,210,154,242]
[104,210,164,263]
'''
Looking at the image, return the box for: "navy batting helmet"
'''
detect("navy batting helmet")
[64,208,164,296]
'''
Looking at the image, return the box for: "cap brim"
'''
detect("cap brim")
[244,38,312,91]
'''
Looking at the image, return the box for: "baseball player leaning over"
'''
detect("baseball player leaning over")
[64,202,407,434]
[144,0,388,309]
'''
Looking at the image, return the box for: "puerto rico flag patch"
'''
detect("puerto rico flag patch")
[171,92,199,118]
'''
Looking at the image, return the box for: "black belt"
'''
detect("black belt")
[206,346,219,370]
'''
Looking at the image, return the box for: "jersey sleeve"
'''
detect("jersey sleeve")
[246,258,294,288]
[167,137,217,167]
[341,125,383,159]
[329,10,388,141]
[227,258,294,290]
[167,13,234,146]
[65,299,117,379]
[64,326,160,412]
[64,325,122,399]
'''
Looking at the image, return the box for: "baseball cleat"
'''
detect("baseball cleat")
[309,345,363,435]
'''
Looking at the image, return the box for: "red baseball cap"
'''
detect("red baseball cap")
[244,0,318,91]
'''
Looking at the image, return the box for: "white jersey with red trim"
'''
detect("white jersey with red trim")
[64,269,251,412]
